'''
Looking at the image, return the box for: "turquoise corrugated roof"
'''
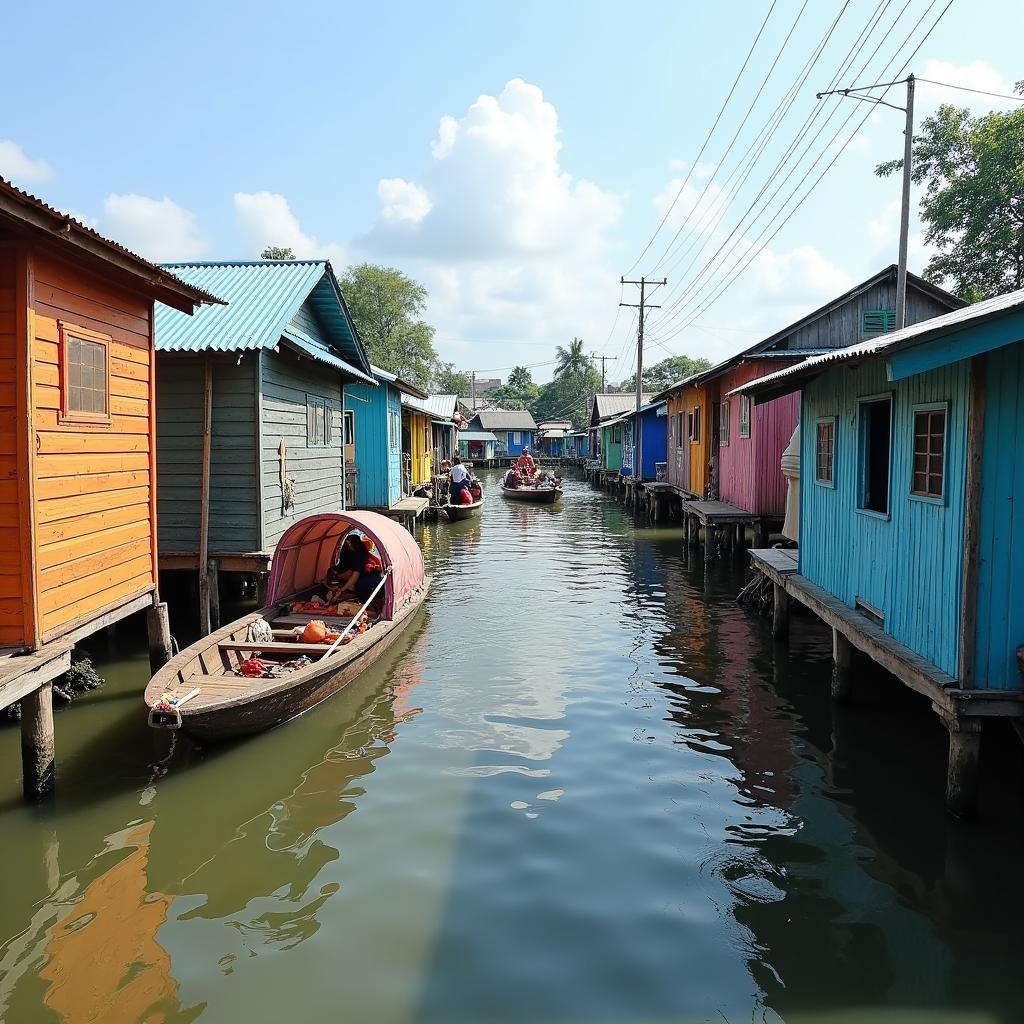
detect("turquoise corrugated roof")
[155,260,371,375]
[281,329,376,385]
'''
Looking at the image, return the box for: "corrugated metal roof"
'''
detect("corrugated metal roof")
[372,365,427,399]
[593,394,653,421]
[281,330,376,385]
[731,287,1024,398]
[420,394,459,420]
[459,430,498,442]
[473,409,538,430]
[0,176,223,309]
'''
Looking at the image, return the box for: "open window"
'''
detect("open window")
[59,321,111,425]
[720,399,730,446]
[690,406,701,444]
[858,396,892,516]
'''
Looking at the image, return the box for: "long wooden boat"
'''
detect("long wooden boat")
[442,495,485,520]
[144,511,430,742]
[500,484,562,504]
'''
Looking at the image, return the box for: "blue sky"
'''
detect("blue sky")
[2,0,1021,382]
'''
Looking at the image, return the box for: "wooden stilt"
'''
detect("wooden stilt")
[687,514,699,547]
[772,583,790,640]
[146,601,173,673]
[831,628,853,703]
[21,681,55,801]
[256,572,269,607]
[704,524,715,566]
[754,520,768,547]
[208,559,221,631]
[945,717,982,818]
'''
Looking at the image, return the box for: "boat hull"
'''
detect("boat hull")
[500,485,562,504]
[443,496,485,520]
[145,581,430,742]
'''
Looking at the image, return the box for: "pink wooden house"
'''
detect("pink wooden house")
[705,267,962,525]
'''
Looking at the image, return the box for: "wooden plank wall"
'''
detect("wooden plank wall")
[261,350,343,549]
[31,253,156,641]
[345,380,401,508]
[156,356,259,554]
[974,343,1024,688]
[800,357,969,678]
[0,246,26,645]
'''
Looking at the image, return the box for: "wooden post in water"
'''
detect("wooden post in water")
[772,583,790,640]
[21,681,55,801]
[945,717,981,818]
[831,628,853,703]
[146,601,173,674]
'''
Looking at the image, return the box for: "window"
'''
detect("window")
[862,308,897,337]
[343,409,356,447]
[739,395,751,438]
[720,400,730,446]
[307,396,330,447]
[612,425,622,444]
[690,406,701,443]
[59,321,110,423]
[815,418,835,485]
[512,431,522,445]
[388,408,400,451]
[912,405,947,499]
[675,412,685,448]
[858,396,893,516]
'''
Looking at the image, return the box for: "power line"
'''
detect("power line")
[623,0,779,277]
[915,76,1024,102]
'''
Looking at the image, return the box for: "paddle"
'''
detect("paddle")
[319,565,393,661]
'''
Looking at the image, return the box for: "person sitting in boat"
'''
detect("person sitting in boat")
[504,468,522,489]
[329,534,370,594]
[355,537,386,606]
[515,448,536,479]
[450,456,472,503]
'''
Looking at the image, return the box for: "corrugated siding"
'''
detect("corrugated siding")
[601,424,622,471]
[346,381,401,508]
[974,342,1024,688]
[801,358,969,677]
[156,356,259,554]
[261,350,342,548]
[31,254,157,641]
[640,409,667,479]
[0,248,25,645]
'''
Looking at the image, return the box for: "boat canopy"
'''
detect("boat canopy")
[266,511,425,617]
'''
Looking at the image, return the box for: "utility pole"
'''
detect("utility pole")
[471,370,476,412]
[591,353,615,392]
[817,74,915,329]
[621,275,666,481]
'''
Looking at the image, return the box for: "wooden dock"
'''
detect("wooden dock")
[374,496,430,532]
[681,499,764,563]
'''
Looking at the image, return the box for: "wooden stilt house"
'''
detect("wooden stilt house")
[621,400,668,480]
[589,393,653,469]
[154,260,374,632]
[0,178,215,798]
[466,409,537,460]
[739,287,1024,815]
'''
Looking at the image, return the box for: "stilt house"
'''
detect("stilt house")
[343,366,426,511]
[466,409,537,459]
[536,420,572,457]
[621,400,668,480]
[657,267,962,511]
[400,393,435,490]
[739,287,1024,814]
[0,179,215,797]
[154,260,374,630]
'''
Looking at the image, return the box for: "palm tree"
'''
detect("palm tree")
[554,337,591,379]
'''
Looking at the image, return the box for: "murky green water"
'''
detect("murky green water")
[2,469,1024,1023]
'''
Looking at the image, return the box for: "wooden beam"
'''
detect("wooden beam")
[198,355,213,637]
[0,645,72,710]
[21,680,55,800]
[958,354,985,687]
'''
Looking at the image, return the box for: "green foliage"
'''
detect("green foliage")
[260,246,295,260]
[532,339,601,426]
[340,263,438,390]
[432,362,472,396]
[876,89,1024,299]
[619,354,713,393]
[484,366,538,411]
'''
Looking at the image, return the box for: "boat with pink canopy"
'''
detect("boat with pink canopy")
[145,511,430,741]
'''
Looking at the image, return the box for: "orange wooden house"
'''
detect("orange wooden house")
[0,178,215,797]
[662,378,717,499]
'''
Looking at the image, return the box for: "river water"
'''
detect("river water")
[2,469,1024,1023]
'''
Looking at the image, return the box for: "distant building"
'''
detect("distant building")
[473,376,501,395]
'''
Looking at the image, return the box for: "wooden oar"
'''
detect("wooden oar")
[319,565,393,661]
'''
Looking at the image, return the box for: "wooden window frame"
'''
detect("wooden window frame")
[814,417,836,488]
[58,320,112,426]
[856,392,894,520]
[720,399,730,446]
[343,409,356,447]
[690,405,701,444]
[388,408,400,451]
[909,401,949,505]
[675,412,685,449]
[306,395,330,448]
[512,430,522,446]
[739,395,751,438]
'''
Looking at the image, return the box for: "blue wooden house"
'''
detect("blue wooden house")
[467,409,536,458]
[564,430,591,459]
[155,260,374,631]
[343,366,426,511]
[620,400,668,480]
[536,420,572,457]
[740,288,1024,815]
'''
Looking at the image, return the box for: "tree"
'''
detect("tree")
[532,340,601,425]
[261,246,295,260]
[876,90,1024,300]
[619,354,713,393]
[432,361,472,396]
[484,365,538,410]
[339,263,438,389]
[554,337,591,378]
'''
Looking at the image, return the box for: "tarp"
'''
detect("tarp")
[266,511,425,618]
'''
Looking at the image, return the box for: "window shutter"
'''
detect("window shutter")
[862,308,897,336]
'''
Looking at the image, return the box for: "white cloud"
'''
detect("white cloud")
[233,191,347,265]
[0,140,54,184]
[919,59,1017,113]
[377,178,432,225]
[100,194,210,261]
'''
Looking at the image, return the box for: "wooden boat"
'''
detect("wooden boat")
[500,484,563,504]
[144,511,430,742]
[442,495,485,520]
